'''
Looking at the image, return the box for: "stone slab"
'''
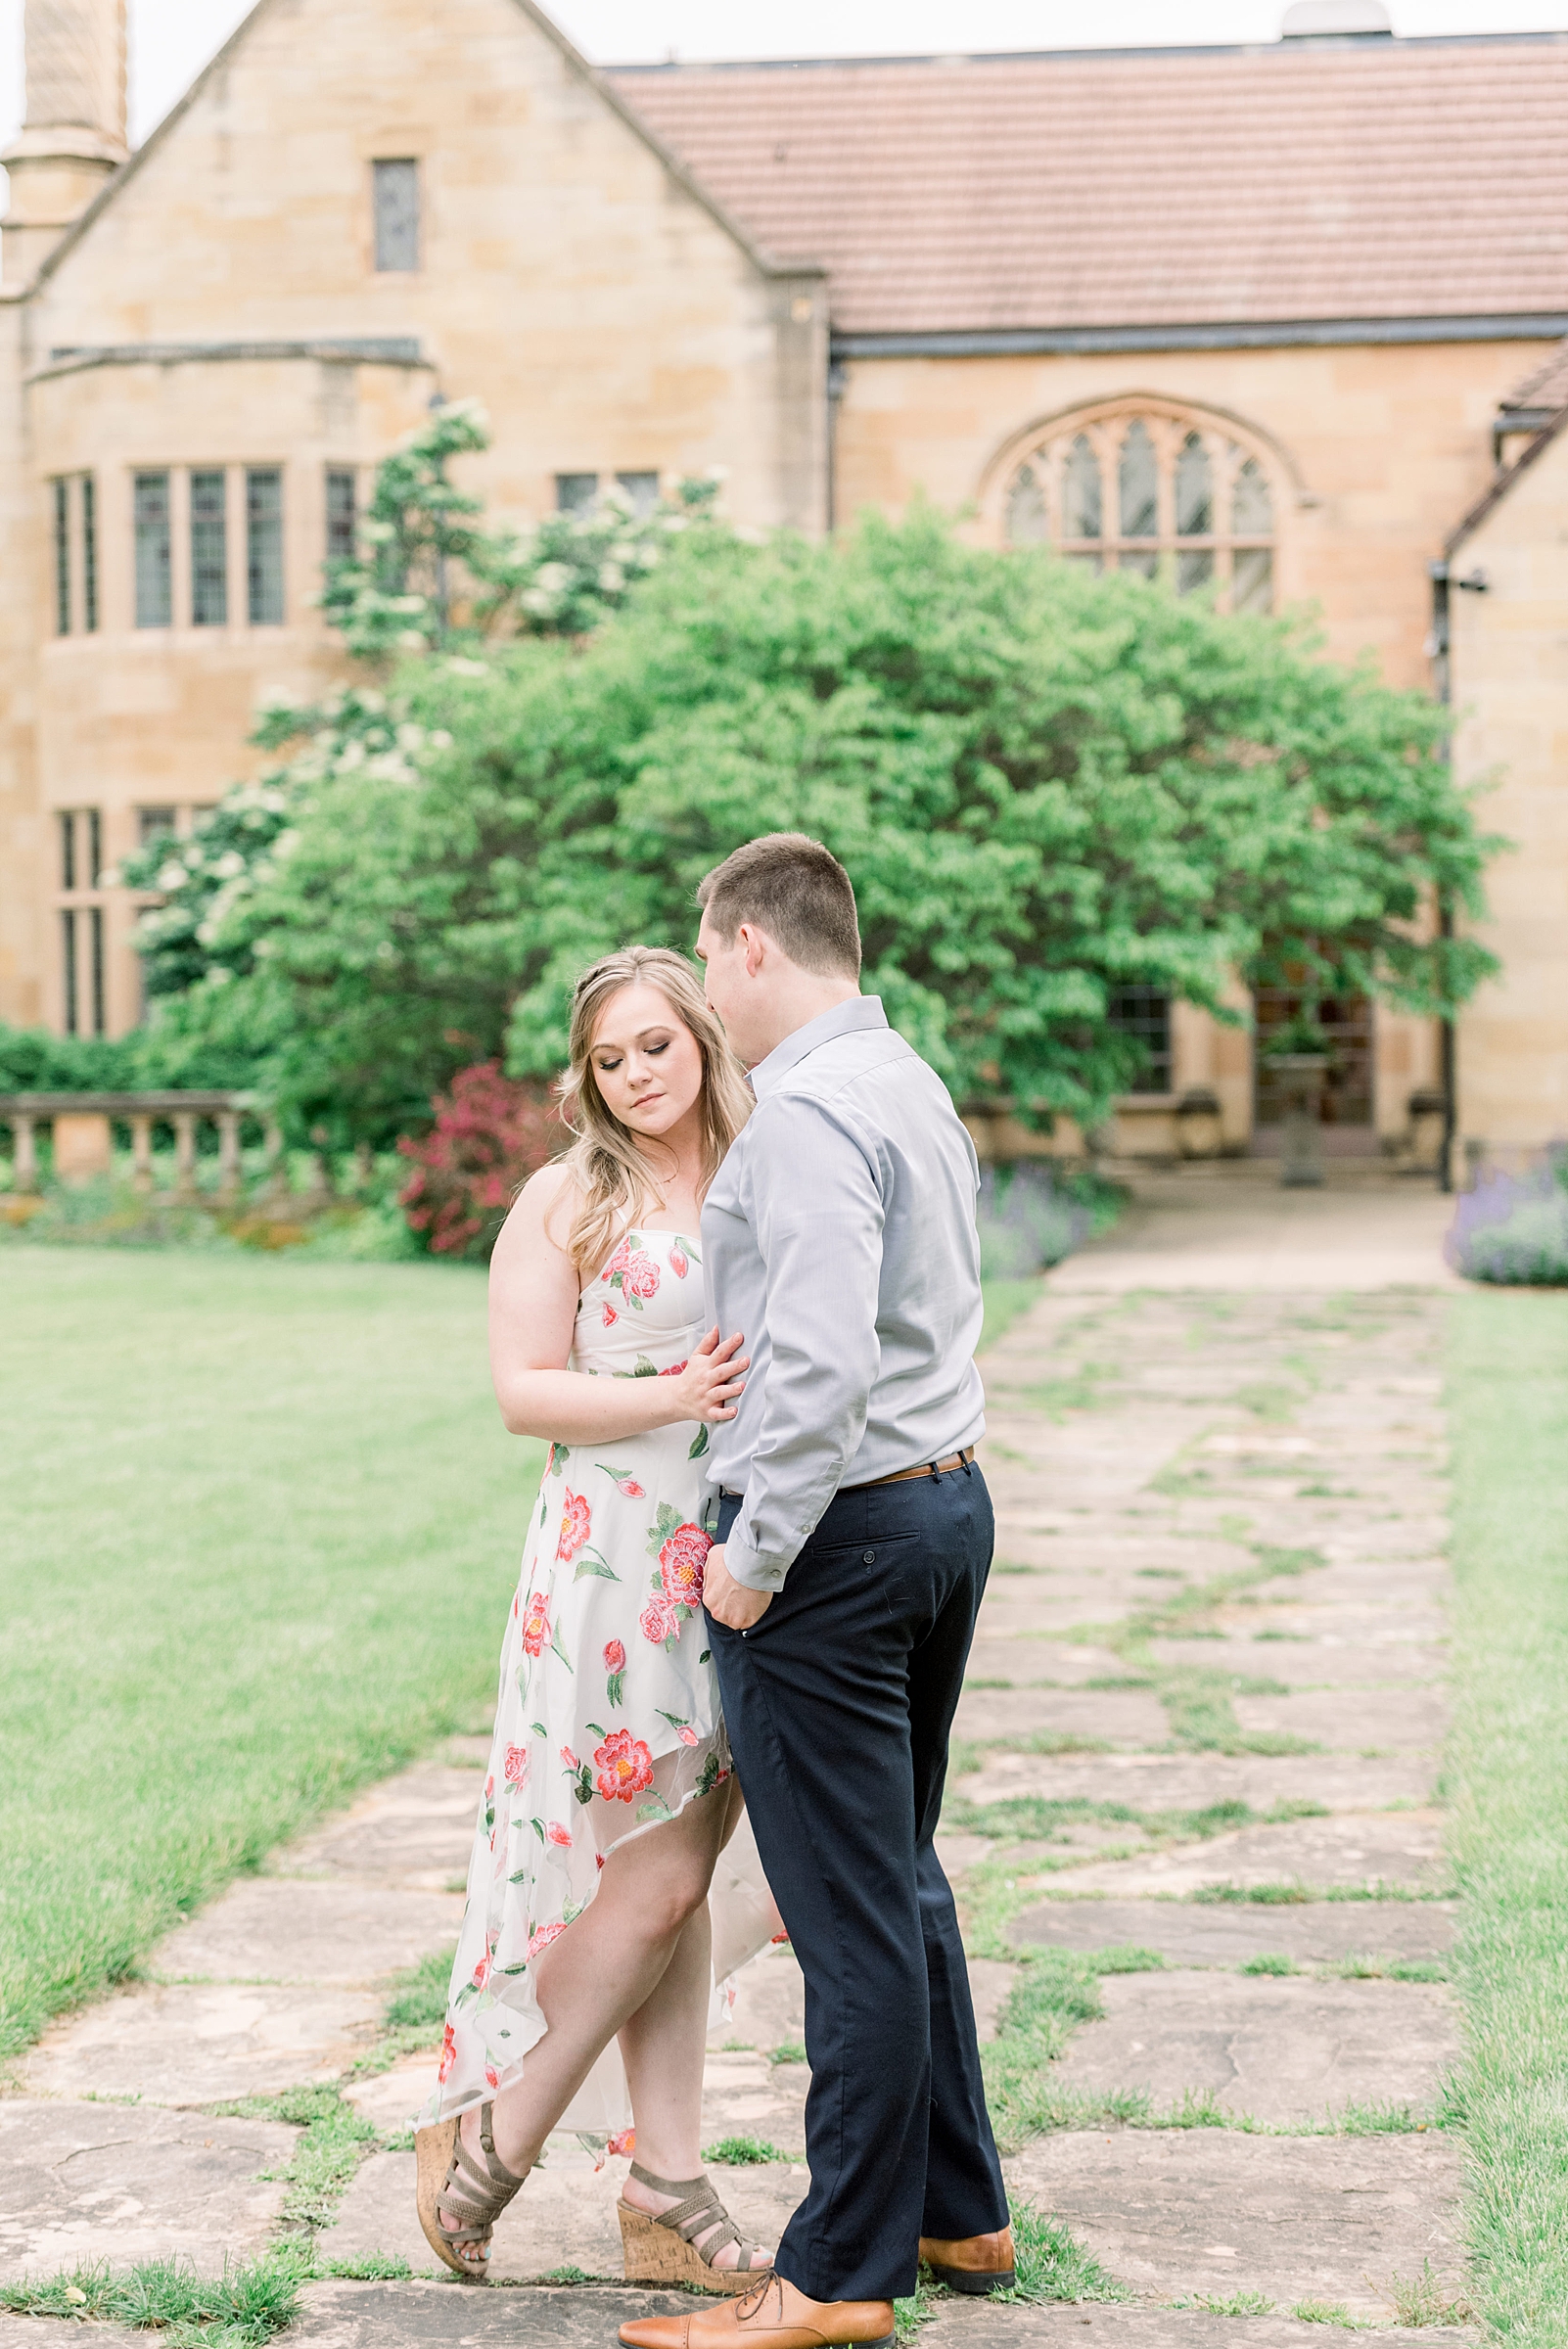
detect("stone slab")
[1004,2130,1465,2315]
[0,2099,296,2280]
[1012,1898,1455,1968]
[953,1749,1437,1816]
[345,2059,440,2135]
[149,1880,464,1988]
[954,1689,1172,1749]
[920,2312,1474,2348]
[264,1763,485,1889]
[286,2280,701,2347]
[1051,1971,1458,2125]
[317,2147,806,2282]
[1037,1812,1449,1898]
[965,1642,1131,1687]
[19,1982,384,2105]
[1147,1638,1447,1688]
[0,2326,149,2349]
[1232,1688,1446,1754]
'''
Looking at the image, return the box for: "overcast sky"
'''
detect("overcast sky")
[1,0,1565,150]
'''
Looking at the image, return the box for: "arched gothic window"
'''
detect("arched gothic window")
[999,406,1277,613]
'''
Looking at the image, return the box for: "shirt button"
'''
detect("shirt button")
[862,1549,875,1565]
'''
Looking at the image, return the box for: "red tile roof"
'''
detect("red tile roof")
[609,37,1568,338]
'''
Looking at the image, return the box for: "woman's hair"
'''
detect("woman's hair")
[555,944,752,1280]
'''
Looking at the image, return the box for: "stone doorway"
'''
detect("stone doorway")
[1252,985,1375,1155]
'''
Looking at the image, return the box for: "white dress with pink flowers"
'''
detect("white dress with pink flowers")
[423,1225,776,2137]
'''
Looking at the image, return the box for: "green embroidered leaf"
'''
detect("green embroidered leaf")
[635,1797,673,1823]
[688,1424,710,1460]
[530,1722,548,1739]
[549,1444,570,1475]
[508,1867,530,1884]
[574,1551,621,1583]
[632,1356,658,1378]
[550,1622,575,1670]
[656,1709,691,1731]
[699,1649,712,1664]
[606,1672,625,1708]
[531,1817,545,1842]
[677,1234,701,1265]
[586,1722,606,1737]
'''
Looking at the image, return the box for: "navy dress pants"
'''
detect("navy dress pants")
[709,1460,1009,2305]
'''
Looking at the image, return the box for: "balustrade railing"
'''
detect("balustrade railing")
[0,1091,268,1201]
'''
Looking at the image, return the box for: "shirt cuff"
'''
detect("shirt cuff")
[718,1520,789,1594]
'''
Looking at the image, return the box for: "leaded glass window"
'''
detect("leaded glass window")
[1000,406,1279,613]
[248,469,284,625]
[373,160,420,272]
[133,471,172,628]
[190,470,228,626]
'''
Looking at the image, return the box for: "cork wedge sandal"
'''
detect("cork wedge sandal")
[415,2104,529,2280]
[618,2162,773,2294]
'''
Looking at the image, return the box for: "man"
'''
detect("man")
[620,835,1012,2349]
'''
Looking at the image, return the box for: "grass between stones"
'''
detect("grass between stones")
[1446,1290,1568,2343]
[0,2246,306,2344]
[0,1250,537,2060]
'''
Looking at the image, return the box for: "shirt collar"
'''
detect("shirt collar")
[748,994,888,1100]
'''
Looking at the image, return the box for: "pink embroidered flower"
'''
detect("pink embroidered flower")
[658,1359,687,1378]
[556,1490,592,1564]
[608,2128,636,2157]
[484,2063,499,2089]
[602,1302,618,1327]
[545,1820,573,1849]
[561,1743,580,1770]
[669,1244,688,1279]
[675,1725,701,1747]
[529,1920,567,1958]
[611,1473,644,1498]
[484,1773,494,1801]
[595,1727,656,1803]
[603,1639,626,1674]
[603,1239,631,1280]
[504,1744,529,1786]
[659,1523,713,1610]
[639,1598,674,1646]
[473,1953,491,1988]
[438,2022,457,2083]
[622,1251,660,1302]
[521,1592,550,1658]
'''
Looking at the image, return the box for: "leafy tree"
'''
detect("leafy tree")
[139,497,1497,1147]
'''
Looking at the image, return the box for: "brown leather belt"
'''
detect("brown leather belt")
[716,1446,977,1509]
[849,1446,977,1493]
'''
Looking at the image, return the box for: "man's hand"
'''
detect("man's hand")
[702,1543,773,1632]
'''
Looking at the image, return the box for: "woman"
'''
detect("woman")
[415,945,776,2291]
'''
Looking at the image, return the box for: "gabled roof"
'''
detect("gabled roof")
[1447,406,1568,558]
[27,0,819,298]
[1500,340,1568,416]
[610,34,1568,340]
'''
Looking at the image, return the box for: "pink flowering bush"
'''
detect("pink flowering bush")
[398,1061,564,1259]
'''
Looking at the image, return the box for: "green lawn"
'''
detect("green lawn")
[1447,1290,1568,2342]
[0,1249,538,2059]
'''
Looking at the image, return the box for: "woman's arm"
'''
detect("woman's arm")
[487,1164,747,1445]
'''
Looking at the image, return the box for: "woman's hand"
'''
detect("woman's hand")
[667,1325,749,1425]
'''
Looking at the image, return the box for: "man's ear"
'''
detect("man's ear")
[738,922,769,980]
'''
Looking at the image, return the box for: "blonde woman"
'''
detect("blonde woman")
[416,946,777,2290]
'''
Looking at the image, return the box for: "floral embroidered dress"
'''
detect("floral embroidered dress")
[424,1225,767,2134]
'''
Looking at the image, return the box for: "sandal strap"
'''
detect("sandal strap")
[626,2164,768,2268]
[438,2105,529,2236]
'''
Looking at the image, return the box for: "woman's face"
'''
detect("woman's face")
[588,983,705,1142]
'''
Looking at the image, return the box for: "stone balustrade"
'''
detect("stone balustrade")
[0,1090,263,1200]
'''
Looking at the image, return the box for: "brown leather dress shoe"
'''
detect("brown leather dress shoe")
[918,2226,1017,2294]
[619,2269,896,2349]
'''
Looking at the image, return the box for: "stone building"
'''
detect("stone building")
[0,0,1564,1165]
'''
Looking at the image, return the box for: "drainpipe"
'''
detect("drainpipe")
[826,358,848,534]
[1426,559,1488,1194]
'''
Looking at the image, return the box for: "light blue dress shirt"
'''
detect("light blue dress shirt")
[701,995,987,1593]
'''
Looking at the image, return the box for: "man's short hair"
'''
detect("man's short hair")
[697,833,861,979]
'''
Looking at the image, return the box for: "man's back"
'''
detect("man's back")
[703,995,987,1590]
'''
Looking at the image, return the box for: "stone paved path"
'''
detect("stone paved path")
[1,1173,1476,2343]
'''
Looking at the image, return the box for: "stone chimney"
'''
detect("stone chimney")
[2,0,129,289]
